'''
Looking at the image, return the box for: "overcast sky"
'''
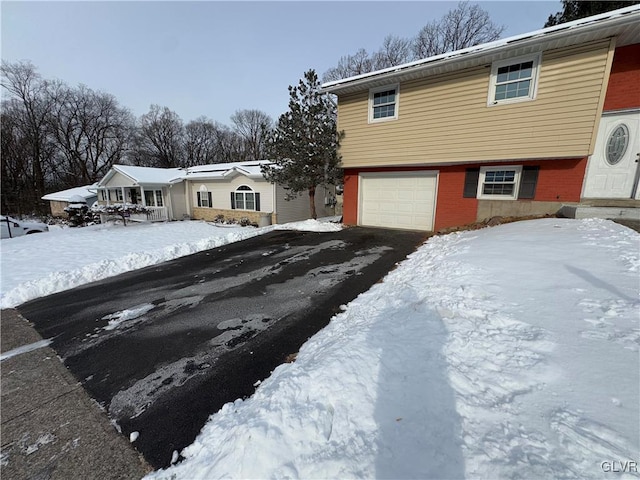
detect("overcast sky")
[2,1,560,125]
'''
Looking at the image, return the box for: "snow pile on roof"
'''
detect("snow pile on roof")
[185,161,270,180]
[146,218,639,479]
[41,185,97,202]
[111,165,184,184]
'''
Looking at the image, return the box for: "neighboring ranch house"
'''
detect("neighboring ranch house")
[42,185,98,217]
[96,165,188,222]
[321,6,640,231]
[183,161,336,225]
[96,161,336,224]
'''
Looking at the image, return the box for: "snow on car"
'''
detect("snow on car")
[0,215,49,239]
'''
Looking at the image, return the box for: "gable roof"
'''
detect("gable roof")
[184,160,271,181]
[321,5,640,95]
[42,184,98,202]
[97,165,184,187]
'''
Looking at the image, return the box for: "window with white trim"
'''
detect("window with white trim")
[144,190,164,207]
[369,84,398,123]
[116,189,124,202]
[488,53,541,106]
[477,166,522,200]
[197,186,212,208]
[231,185,260,211]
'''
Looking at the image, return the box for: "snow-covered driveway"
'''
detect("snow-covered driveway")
[15,227,426,468]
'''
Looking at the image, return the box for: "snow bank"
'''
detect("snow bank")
[147,218,639,479]
[275,218,343,232]
[0,221,270,308]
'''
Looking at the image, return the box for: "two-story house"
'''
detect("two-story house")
[322,6,640,231]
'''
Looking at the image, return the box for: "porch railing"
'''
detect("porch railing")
[128,206,168,223]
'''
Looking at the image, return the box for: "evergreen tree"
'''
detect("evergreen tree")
[544,1,639,27]
[262,70,343,219]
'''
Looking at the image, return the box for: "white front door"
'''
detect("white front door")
[583,111,640,199]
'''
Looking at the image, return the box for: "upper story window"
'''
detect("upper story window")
[369,84,399,123]
[488,53,541,106]
[477,166,522,200]
[231,185,260,211]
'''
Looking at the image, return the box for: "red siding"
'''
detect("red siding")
[342,158,588,230]
[433,165,478,230]
[603,44,640,111]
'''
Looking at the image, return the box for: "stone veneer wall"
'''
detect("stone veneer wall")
[192,207,276,225]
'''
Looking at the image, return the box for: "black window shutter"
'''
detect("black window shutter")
[518,166,539,199]
[207,192,212,207]
[463,168,480,198]
[196,192,201,207]
[230,192,236,209]
[255,193,261,211]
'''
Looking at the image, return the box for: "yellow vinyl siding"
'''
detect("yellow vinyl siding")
[338,39,613,167]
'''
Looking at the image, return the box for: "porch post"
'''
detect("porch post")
[166,186,174,221]
[121,187,125,204]
[140,186,147,206]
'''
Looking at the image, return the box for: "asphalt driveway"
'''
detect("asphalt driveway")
[17,227,427,468]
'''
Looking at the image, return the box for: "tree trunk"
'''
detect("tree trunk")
[308,186,317,219]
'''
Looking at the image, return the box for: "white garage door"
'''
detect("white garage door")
[359,172,438,231]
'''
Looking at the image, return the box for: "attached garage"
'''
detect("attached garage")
[358,171,438,231]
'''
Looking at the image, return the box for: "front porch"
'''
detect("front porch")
[97,186,171,222]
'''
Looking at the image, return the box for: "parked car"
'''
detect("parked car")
[1,215,49,239]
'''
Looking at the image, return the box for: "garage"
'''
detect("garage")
[359,171,438,231]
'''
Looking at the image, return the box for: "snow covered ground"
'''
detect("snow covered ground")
[143,218,639,479]
[0,218,341,308]
[2,217,638,478]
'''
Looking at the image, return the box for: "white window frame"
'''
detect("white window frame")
[368,84,399,123]
[487,53,541,106]
[197,186,212,208]
[233,185,257,211]
[477,165,522,200]
[144,189,164,207]
[116,189,124,202]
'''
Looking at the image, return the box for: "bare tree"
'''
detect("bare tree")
[230,109,273,160]
[413,2,504,58]
[1,61,57,213]
[372,35,413,70]
[185,117,223,165]
[49,84,134,186]
[133,105,185,168]
[323,2,504,82]
[323,48,373,82]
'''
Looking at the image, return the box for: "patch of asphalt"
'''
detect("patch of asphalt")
[107,244,390,422]
[17,227,428,468]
